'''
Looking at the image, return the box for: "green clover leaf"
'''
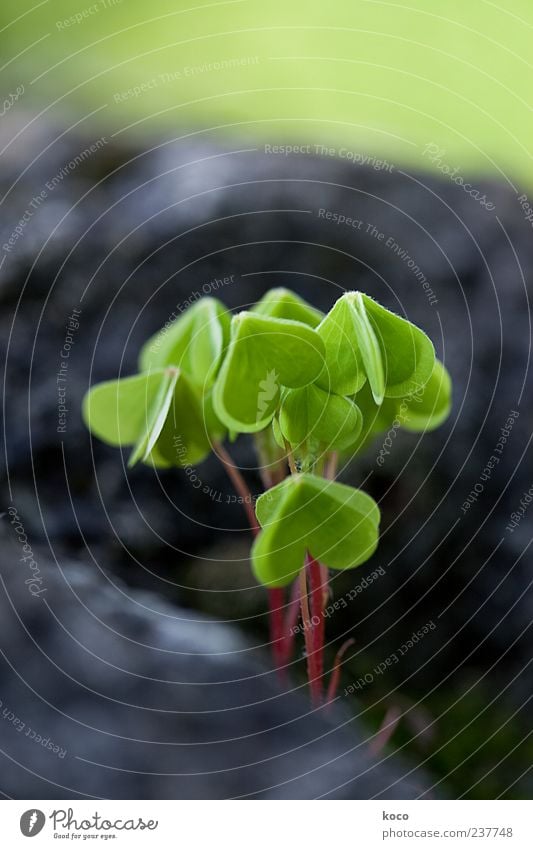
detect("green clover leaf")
[82,367,215,468]
[343,358,452,455]
[252,474,380,587]
[358,293,435,401]
[253,287,324,327]
[348,292,387,403]
[342,380,396,455]
[271,414,286,450]
[83,369,174,451]
[149,373,219,467]
[139,297,230,388]
[316,292,435,404]
[315,295,368,396]
[212,312,325,433]
[127,368,180,467]
[279,384,362,451]
[395,358,452,432]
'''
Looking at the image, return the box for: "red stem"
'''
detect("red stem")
[214,441,259,535]
[324,451,339,480]
[299,567,321,705]
[306,553,326,694]
[369,705,402,756]
[325,638,355,708]
[280,578,301,665]
[214,441,332,696]
[214,440,294,677]
[268,587,287,675]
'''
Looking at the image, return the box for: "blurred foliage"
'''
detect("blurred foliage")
[424,682,532,800]
[1,0,532,184]
[342,660,533,799]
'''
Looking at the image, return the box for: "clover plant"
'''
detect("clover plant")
[83,288,451,704]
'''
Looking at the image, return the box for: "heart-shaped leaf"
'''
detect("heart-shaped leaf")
[128,368,180,467]
[252,474,380,587]
[316,292,435,405]
[203,389,228,442]
[342,380,395,455]
[151,372,216,467]
[271,415,286,450]
[213,312,325,432]
[279,384,362,451]
[253,287,323,327]
[349,293,386,403]
[83,370,174,448]
[315,296,368,395]
[342,358,451,455]
[139,297,230,388]
[83,367,216,468]
[397,359,452,432]
[354,293,435,400]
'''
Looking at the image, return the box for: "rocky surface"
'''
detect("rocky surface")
[0,536,430,799]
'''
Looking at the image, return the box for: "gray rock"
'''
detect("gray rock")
[0,537,429,799]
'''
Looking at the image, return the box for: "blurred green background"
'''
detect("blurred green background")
[1,0,532,185]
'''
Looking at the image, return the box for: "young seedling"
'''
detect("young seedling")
[83,288,451,704]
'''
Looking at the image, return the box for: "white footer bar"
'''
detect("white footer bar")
[1,800,530,847]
